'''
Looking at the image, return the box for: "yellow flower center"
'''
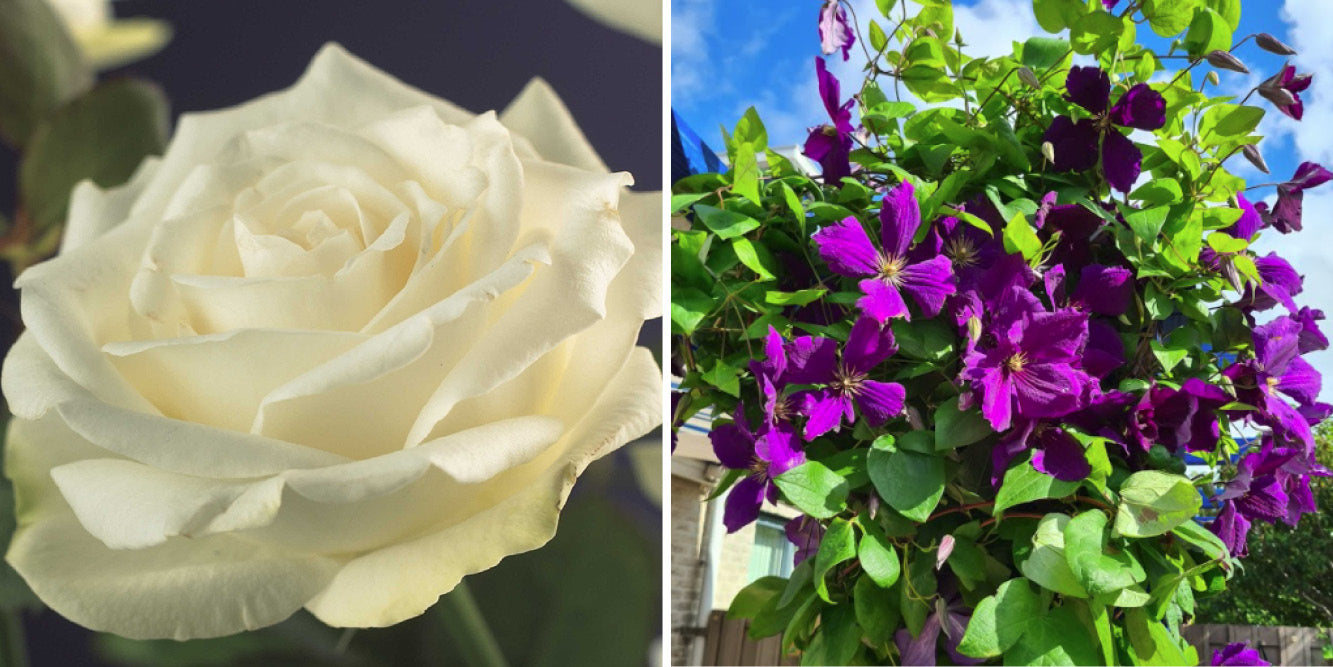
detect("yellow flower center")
[1006,351,1029,374]
[878,253,907,286]
[831,364,867,396]
[945,235,979,268]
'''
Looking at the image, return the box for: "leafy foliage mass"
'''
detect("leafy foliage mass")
[671,0,1329,664]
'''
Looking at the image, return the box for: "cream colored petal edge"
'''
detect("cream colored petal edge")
[565,0,662,44]
[61,157,160,255]
[5,515,339,640]
[304,347,661,628]
[130,43,475,226]
[500,78,608,174]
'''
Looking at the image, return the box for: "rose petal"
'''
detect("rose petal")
[500,77,608,173]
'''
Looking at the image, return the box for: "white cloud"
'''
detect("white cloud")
[670,0,717,101]
[953,0,1042,59]
[1279,0,1333,165]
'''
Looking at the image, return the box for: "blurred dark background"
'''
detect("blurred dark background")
[0,1,663,665]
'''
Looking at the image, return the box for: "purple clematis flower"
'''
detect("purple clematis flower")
[962,286,1094,431]
[813,180,957,323]
[710,404,806,532]
[1260,64,1312,120]
[1261,162,1333,233]
[1238,252,1304,313]
[1212,641,1271,666]
[1128,379,1231,453]
[1211,439,1327,557]
[804,58,855,184]
[1223,193,1265,241]
[1225,316,1324,450]
[1043,66,1166,192]
[893,583,983,666]
[818,0,854,61]
[993,419,1091,483]
[797,317,907,439]
[1295,307,1329,353]
[785,516,825,566]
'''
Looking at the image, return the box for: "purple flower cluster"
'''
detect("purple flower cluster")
[710,319,906,531]
[1043,66,1165,192]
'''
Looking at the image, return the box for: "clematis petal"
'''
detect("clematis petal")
[978,368,1015,431]
[710,418,756,470]
[1277,356,1321,407]
[813,216,881,277]
[857,278,910,323]
[844,316,898,372]
[1032,428,1092,481]
[1296,307,1328,354]
[1082,319,1125,378]
[899,255,957,318]
[803,389,853,440]
[1100,129,1143,193]
[1023,309,1089,363]
[1108,83,1166,130]
[1012,363,1089,419]
[722,476,768,533]
[1064,66,1110,114]
[1043,116,1099,173]
[757,423,805,476]
[818,0,855,61]
[1210,501,1250,558]
[896,612,943,667]
[879,180,921,258]
[857,380,906,426]
[1226,193,1265,241]
[784,335,839,384]
[1071,264,1133,316]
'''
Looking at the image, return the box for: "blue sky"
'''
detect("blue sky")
[672,0,1333,399]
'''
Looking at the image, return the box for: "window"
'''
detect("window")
[746,514,794,583]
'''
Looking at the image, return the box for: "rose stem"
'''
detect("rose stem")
[433,579,510,667]
[0,609,27,667]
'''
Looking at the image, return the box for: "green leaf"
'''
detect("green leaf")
[1124,607,1191,665]
[869,449,946,523]
[875,0,898,19]
[801,604,859,666]
[1208,0,1240,29]
[732,237,777,281]
[1062,510,1146,596]
[730,144,760,204]
[671,193,710,213]
[813,518,856,602]
[1114,471,1202,538]
[1021,37,1071,70]
[858,523,901,588]
[1004,605,1100,666]
[20,78,169,234]
[934,396,993,450]
[1141,0,1199,37]
[780,182,806,233]
[869,20,888,52]
[1201,103,1265,139]
[701,359,740,397]
[728,576,788,619]
[958,578,1045,658]
[896,430,936,454]
[1172,519,1230,560]
[1070,11,1124,56]
[1123,205,1170,242]
[0,0,93,147]
[1019,513,1089,598]
[891,318,956,361]
[765,288,827,307]
[1032,0,1089,34]
[854,575,900,644]
[670,287,713,335]
[1003,211,1042,260]
[733,107,768,152]
[1207,232,1249,253]
[694,204,760,240]
[774,461,851,519]
[994,457,1080,517]
[1131,179,1184,206]
[1183,7,1233,58]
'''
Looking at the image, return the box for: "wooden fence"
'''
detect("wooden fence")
[1183,624,1329,666]
[697,613,1329,666]
[699,610,797,666]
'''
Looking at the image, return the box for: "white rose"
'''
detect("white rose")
[1,43,661,640]
[46,0,171,70]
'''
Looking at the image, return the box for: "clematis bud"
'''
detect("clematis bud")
[1206,50,1249,74]
[1041,140,1056,165]
[1018,66,1041,89]
[1255,33,1297,56]
[1259,85,1298,110]
[1242,144,1270,174]
[1207,71,1220,87]
[936,535,955,570]
[967,315,983,343]
[1221,257,1245,293]
[906,405,925,430]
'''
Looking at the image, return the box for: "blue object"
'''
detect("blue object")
[671,110,724,183]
